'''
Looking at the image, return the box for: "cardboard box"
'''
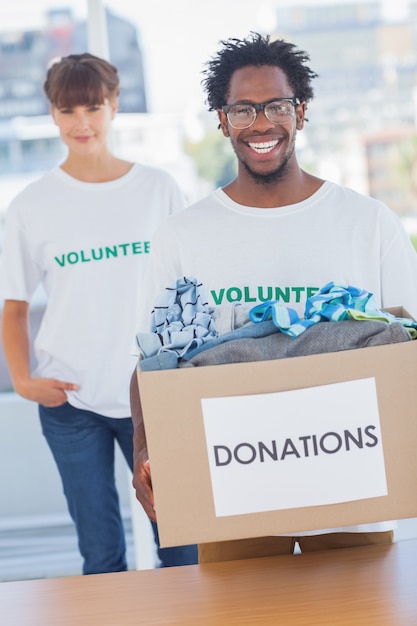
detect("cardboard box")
[138,307,417,547]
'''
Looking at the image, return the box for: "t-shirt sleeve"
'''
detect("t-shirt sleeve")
[132,217,184,351]
[379,207,417,319]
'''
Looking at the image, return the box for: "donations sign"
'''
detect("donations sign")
[201,378,387,518]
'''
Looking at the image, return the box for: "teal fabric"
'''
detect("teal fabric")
[249,281,417,338]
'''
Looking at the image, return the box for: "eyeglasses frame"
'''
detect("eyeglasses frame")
[221,97,301,129]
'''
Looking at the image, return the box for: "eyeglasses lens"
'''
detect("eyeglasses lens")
[228,101,295,129]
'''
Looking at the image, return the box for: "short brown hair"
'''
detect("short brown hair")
[44,53,120,108]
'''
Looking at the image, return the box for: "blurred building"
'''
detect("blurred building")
[0,7,147,119]
[0,7,148,177]
[364,128,417,214]
[273,0,417,215]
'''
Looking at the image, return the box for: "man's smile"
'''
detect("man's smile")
[248,139,280,154]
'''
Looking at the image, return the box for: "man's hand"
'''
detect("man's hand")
[132,449,156,522]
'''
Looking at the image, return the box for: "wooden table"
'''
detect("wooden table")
[1,539,417,625]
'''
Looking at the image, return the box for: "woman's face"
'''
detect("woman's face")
[50,98,117,156]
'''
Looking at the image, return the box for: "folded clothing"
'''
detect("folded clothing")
[179,319,411,368]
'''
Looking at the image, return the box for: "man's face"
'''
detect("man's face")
[218,65,305,184]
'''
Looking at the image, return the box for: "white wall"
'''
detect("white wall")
[0,393,72,519]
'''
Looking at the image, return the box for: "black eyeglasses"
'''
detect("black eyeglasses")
[222,98,300,129]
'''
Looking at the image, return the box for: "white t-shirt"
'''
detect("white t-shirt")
[137,180,417,535]
[0,164,185,417]
[138,181,417,328]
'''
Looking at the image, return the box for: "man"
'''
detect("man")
[130,33,417,562]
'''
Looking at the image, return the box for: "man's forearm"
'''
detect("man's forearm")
[130,368,148,460]
[130,367,156,519]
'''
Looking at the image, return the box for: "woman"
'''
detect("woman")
[0,53,197,574]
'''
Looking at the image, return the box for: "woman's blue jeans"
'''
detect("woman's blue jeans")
[38,402,197,574]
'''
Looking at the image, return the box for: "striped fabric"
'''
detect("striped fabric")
[249,281,417,338]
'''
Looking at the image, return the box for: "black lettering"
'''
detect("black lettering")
[364,425,379,447]
[299,435,312,457]
[214,445,232,466]
[281,438,301,459]
[320,432,343,454]
[234,443,256,464]
[259,440,278,462]
[344,428,363,451]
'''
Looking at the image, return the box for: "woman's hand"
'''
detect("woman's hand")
[15,376,79,407]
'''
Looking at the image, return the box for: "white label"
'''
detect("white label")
[201,378,387,517]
